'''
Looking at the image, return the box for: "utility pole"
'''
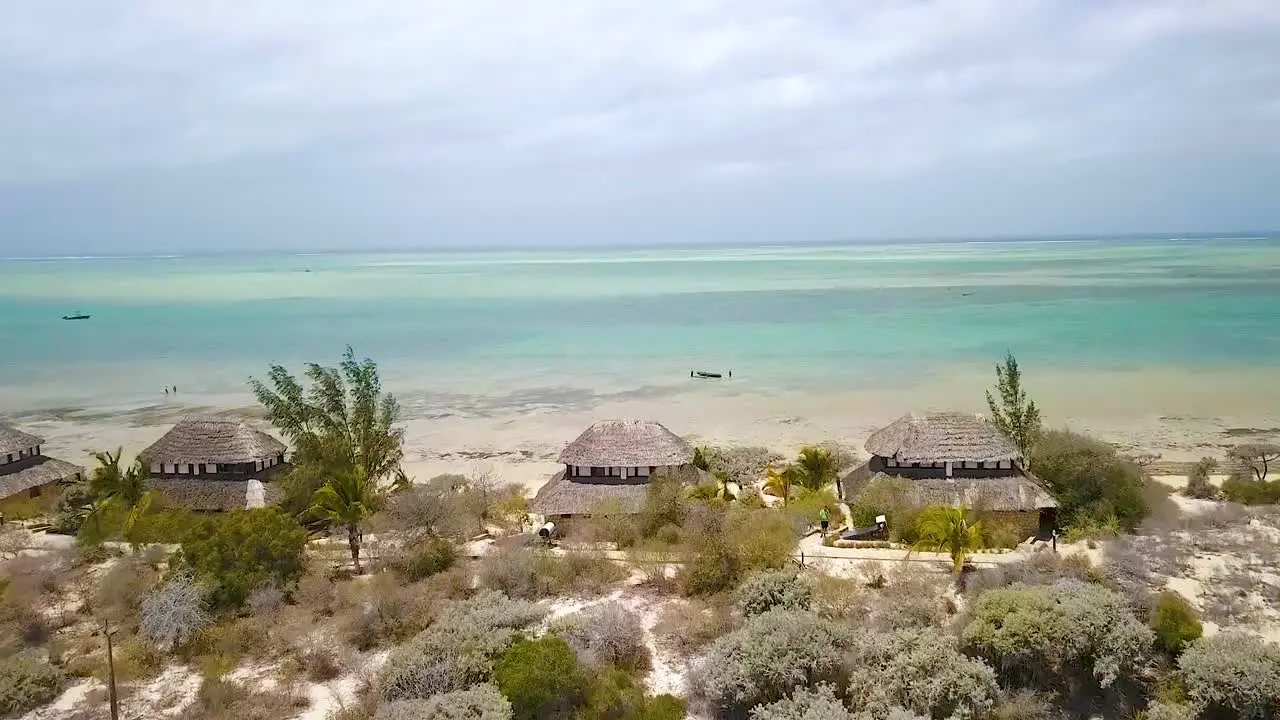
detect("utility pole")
[103,618,119,720]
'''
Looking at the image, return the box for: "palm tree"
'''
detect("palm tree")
[691,446,713,472]
[250,347,405,514]
[684,472,735,503]
[85,448,155,545]
[793,445,840,492]
[309,465,382,574]
[911,505,983,576]
[763,464,802,506]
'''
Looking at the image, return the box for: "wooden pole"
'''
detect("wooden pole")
[104,619,119,720]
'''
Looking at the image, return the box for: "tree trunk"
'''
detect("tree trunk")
[104,619,119,720]
[348,524,363,574]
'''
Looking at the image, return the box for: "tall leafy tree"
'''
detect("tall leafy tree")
[81,448,155,546]
[250,346,405,520]
[911,505,983,576]
[985,352,1042,460]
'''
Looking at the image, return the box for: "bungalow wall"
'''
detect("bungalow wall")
[148,454,288,481]
[869,455,1022,480]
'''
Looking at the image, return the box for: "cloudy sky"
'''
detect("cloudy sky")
[2,1,1279,254]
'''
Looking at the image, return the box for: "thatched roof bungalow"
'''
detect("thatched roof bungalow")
[0,423,83,504]
[531,419,696,518]
[840,412,1056,535]
[140,418,288,511]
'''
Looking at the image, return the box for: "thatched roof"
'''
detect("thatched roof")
[558,419,693,467]
[140,419,286,465]
[147,478,283,512]
[840,462,1056,512]
[0,457,82,500]
[0,424,43,455]
[865,412,1018,463]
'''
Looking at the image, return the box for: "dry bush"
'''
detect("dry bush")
[866,564,950,631]
[704,446,785,486]
[735,570,814,616]
[810,573,870,621]
[845,627,999,719]
[1103,537,1159,611]
[180,675,310,720]
[376,684,512,720]
[337,572,441,650]
[626,543,679,592]
[965,549,1100,597]
[478,548,624,599]
[552,601,650,671]
[1200,566,1262,626]
[652,598,738,656]
[1178,632,1280,719]
[0,653,63,715]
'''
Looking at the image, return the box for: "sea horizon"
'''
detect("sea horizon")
[2,235,1279,423]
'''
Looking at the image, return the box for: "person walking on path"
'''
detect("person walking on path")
[818,507,830,533]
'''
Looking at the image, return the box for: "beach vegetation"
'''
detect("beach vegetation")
[0,653,63,715]
[735,569,814,616]
[250,346,407,517]
[963,581,1153,699]
[76,447,157,547]
[697,445,786,487]
[1221,475,1280,505]
[689,609,853,718]
[376,685,513,720]
[379,591,545,702]
[175,508,309,610]
[492,636,582,720]
[553,601,650,672]
[1226,442,1280,482]
[985,351,1042,459]
[1184,457,1219,499]
[578,667,686,720]
[846,627,1000,719]
[1177,632,1280,719]
[793,445,841,491]
[652,598,738,656]
[139,572,211,651]
[762,464,800,505]
[308,463,380,574]
[389,535,456,581]
[1030,429,1149,532]
[478,547,625,600]
[910,504,983,576]
[1149,590,1202,657]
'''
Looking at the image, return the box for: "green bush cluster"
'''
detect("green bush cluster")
[493,636,581,720]
[1221,476,1280,505]
[963,581,1153,691]
[846,627,999,719]
[1149,590,1202,657]
[552,602,650,672]
[175,508,309,610]
[392,537,457,582]
[1030,430,1150,532]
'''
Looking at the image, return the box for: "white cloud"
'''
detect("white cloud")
[0,0,1278,250]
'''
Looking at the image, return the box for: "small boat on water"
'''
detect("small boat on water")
[691,370,731,379]
[62,312,91,321]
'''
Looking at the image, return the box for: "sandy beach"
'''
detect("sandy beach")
[8,364,1279,493]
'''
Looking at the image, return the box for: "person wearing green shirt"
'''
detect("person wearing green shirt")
[818,506,830,532]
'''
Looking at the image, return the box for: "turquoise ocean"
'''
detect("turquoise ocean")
[1,237,1278,418]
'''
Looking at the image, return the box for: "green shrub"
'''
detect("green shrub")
[578,667,685,720]
[735,570,814,616]
[375,684,513,720]
[379,591,545,702]
[493,636,581,720]
[690,609,853,717]
[1141,701,1195,720]
[963,581,1153,691]
[50,483,94,534]
[0,654,62,715]
[1178,632,1280,719]
[175,508,308,610]
[393,537,456,581]
[679,542,741,596]
[846,627,999,719]
[846,504,880,529]
[478,548,625,599]
[1221,476,1280,506]
[1030,430,1149,530]
[851,476,923,543]
[1150,591,1202,657]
